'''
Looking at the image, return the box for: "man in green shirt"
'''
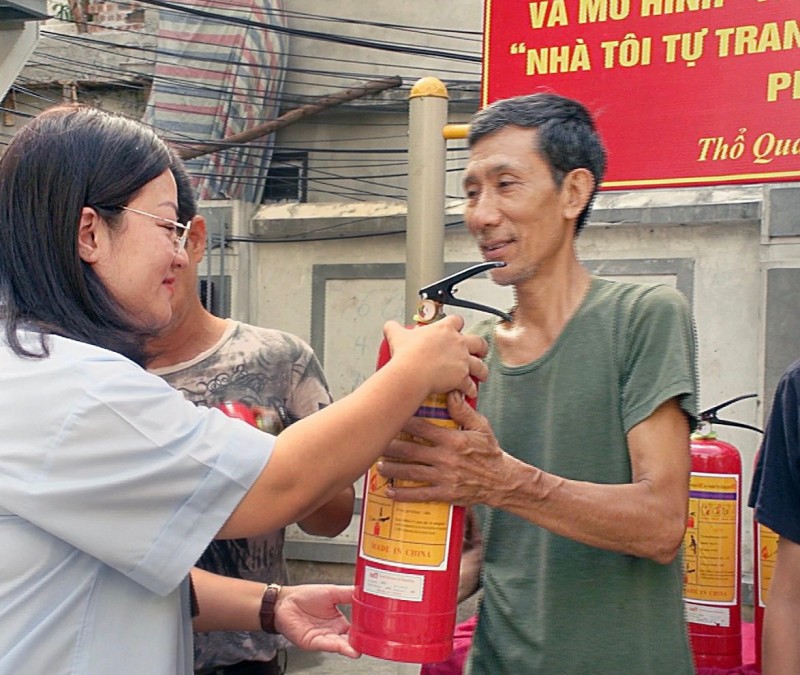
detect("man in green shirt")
[380,93,698,674]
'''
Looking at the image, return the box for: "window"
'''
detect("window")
[262,151,308,203]
[198,277,231,318]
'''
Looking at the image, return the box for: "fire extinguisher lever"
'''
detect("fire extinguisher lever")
[417,262,513,323]
[698,393,763,435]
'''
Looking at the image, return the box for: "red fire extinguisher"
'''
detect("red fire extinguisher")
[350,262,510,664]
[683,394,761,671]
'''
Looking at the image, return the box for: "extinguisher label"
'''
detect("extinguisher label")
[756,524,780,607]
[362,565,425,602]
[359,395,457,571]
[684,601,731,627]
[360,461,455,570]
[683,472,740,605]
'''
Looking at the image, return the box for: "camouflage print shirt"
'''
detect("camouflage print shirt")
[150,320,332,670]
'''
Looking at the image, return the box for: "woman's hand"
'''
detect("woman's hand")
[274,584,360,658]
[384,316,488,399]
[191,569,359,658]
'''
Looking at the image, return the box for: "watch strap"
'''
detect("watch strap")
[259,583,281,634]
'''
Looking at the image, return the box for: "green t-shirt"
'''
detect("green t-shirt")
[467,277,698,675]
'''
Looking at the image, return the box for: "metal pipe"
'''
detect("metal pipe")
[405,77,449,323]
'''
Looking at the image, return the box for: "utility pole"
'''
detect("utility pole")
[68,0,90,33]
[404,76,449,323]
[175,75,403,161]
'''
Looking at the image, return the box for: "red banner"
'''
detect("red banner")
[482,0,800,189]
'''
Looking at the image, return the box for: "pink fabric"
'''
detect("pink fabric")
[743,620,756,666]
[421,616,477,675]
[421,618,760,675]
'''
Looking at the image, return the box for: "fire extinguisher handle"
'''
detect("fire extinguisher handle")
[698,393,763,434]
[374,263,510,411]
[419,262,512,323]
[708,418,764,434]
[699,392,757,417]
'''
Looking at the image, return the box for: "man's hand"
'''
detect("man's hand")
[274,584,360,659]
[378,391,517,507]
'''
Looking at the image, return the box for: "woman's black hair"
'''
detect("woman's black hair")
[174,159,198,224]
[0,104,175,365]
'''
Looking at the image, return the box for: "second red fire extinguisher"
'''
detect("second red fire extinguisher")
[349,262,510,664]
[683,394,761,671]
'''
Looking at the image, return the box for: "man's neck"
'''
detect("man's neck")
[147,302,230,370]
[512,260,591,332]
[496,259,591,366]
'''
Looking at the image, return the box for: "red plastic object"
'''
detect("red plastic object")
[216,401,259,428]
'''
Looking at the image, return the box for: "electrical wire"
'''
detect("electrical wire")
[133,0,481,63]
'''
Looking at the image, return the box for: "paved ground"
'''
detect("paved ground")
[285,648,422,674]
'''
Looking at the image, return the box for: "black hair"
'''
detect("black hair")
[173,159,198,224]
[467,93,607,235]
[0,104,175,365]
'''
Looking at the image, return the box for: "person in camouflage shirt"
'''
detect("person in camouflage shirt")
[148,169,354,675]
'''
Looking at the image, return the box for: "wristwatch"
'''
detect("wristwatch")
[259,583,281,634]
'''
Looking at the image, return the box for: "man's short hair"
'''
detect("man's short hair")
[468,93,607,235]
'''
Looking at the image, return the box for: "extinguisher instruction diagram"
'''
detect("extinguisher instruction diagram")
[757,523,779,607]
[683,472,739,604]
[360,446,454,570]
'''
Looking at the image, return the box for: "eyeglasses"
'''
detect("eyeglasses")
[120,206,191,253]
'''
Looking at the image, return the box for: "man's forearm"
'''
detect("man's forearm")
[490,458,687,563]
[298,486,355,536]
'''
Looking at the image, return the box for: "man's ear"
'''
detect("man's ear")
[186,214,208,263]
[562,168,595,221]
[77,207,103,263]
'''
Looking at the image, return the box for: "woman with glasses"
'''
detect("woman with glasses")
[0,104,487,675]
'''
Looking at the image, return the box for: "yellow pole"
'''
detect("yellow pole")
[442,123,470,140]
[405,77,449,323]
